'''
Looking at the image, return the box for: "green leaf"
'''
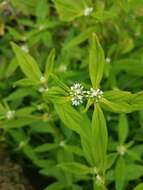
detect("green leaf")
[104,90,133,102]
[58,162,90,175]
[91,104,108,171]
[134,183,143,190]
[14,78,38,87]
[5,58,18,77]
[5,88,35,101]
[118,114,128,144]
[89,33,105,88]
[115,157,126,190]
[34,143,58,152]
[54,0,87,21]
[101,98,132,113]
[113,59,143,77]
[44,49,55,80]
[130,91,143,111]
[63,27,96,50]
[44,182,65,190]
[55,102,94,165]
[51,74,70,92]
[16,106,35,117]
[36,0,49,23]
[55,102,90,137]
[106,153,118,169]
[125,164,143,180]
[127,150,141,162]
[11,42,41,82]
[64,145,83,156]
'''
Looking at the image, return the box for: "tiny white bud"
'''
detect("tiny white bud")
[6,110,15,120]
[59,65,67,72]
[19,141,26,148]
[84,7,93,16]
[135,31,140,37]
[59,141,65,147]
[38,87,48,93]
[21,45,29,53]
[105,57,111,63]
[40,76,46,83]
[117,145,126,156]
[39,25,45,31]
[96,175,104,185]
[37,104,43,110]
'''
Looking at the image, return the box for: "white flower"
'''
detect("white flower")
[40,76,47,83]
[105,57,111,63]
[6,110,15,120]
[84,7,93,16]
[70,83,84,106]
[117,145,126,156]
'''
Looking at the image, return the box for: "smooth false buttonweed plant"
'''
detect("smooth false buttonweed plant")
[1,1,143,190]
[8,32,143,190]
[70,83,85,106]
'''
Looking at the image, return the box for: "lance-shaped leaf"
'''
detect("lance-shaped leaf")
[44,182,65,190]
[54,0,88,21]
[118,114,128,144]
[134,183,143,190]
[58,162,90,175]
[63,27,96,50]
[104,90,133,102]
[115,157,126,190]
[89,33,105,88]
[44,49,55,80]
[130,91,143,111]
[91,104,108,172]
[11,42,41,82]
[34,143,59,152]
[55,103,90,137]
[100,98,132,113]
[55,103,94,165]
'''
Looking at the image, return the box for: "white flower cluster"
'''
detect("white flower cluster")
[70,83,85,106]
[70,83,103,106]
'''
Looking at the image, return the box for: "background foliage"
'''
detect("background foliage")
[0,0,143,190]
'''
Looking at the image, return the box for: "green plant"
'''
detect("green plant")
[0,0,143,190]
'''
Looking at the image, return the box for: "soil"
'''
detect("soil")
[0,152,35,190]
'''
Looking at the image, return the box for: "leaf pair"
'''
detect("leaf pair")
[11,42,55,85]
[54,0,92,21]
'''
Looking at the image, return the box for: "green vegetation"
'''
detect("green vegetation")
[0,0,143,189]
